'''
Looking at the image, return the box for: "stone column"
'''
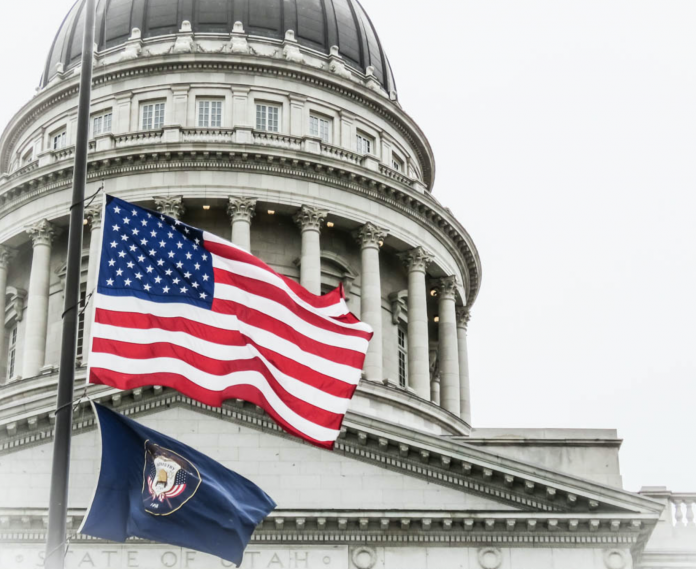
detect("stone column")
[398,247,433,400]
[355,223,388,381]
[0,246,16,372]
[289,94,306,136]
[82,206,103,360]
[457,308,472,424]
[227,197,257,251]
[154,196,185,220]
[23,220,57,378]
[293,206,328,295]
[436,276,461,416]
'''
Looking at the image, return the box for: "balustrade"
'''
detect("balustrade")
[252,130,303,150]
[182,128,236,143]
[321,143,363,165]
[671,493,696,526]
[114,130,163,148]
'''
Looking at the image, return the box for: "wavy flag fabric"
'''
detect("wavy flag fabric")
[87,195,373,448]
[79,403,276,566]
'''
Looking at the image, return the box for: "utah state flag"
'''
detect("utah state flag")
[79,403,276,566]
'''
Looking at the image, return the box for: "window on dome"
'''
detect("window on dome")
[197,100,223,128]
[392,154,404,172]
[309,114,331,143]
[7,325,18,381]
[93,111,113,137]
[141,102,165,130]
[356,132,374,155]
[21,148,34,166]
[398,326,408,388]
[256,104,280,133]
[52,131,67,151]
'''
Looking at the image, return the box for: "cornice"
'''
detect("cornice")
[0,145,481,306]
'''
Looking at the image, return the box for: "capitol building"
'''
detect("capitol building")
[0,1,694,568]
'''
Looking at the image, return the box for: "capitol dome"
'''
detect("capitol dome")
[44,0,396,90]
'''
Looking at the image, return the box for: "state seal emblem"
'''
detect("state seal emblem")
[142,440,201,516]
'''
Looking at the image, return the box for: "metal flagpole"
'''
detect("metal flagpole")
[45,0,97,567]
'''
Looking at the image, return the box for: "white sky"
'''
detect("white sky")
[0,0,694,492]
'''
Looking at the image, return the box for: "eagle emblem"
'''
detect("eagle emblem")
[142,441,201,515]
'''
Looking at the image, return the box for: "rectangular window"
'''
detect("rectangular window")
[93,111,113,136]
[76,289,87,359]
[142,102,165,130]
[256,104,280,132]
[309,115,331,143]
[392,155,404,172]
[22,149,34,165]
[398,327,408,388]
[52,131,67,150]
[356,133,373,155]
[197,100,223,128]
[7,326,17,381]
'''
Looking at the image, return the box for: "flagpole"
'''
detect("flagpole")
[45,0,97,567]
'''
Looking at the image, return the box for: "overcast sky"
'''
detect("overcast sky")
[1,0,694,492]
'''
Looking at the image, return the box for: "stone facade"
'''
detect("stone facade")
[0,2,694,568]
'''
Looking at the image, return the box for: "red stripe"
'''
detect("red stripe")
[211,299,365,368]
[95,309,358,398]
[91,338,348,430]
[206,240,345,310]
[90,368,336,449]
[214,268,371,339]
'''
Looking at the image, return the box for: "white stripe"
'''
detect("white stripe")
[94,294,362,384]
[214,282,369,352]
[89,352,339,443]
[93,322,352,414]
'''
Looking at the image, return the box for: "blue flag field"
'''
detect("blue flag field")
[79,403,276,566]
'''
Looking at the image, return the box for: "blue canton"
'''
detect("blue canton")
[98,195,215,309]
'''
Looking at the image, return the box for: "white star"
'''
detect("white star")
[112,224,120,231]
[127,262,134,269]
[123,217,130,225]
[149,249,157,257]
[154,276,162,284]
[129,245,137,252]
[175,219,181,225]
[168,251,175,259]
[135,272,143,280]
[192,282,199,289]
[110,241,117,248]
[176,242,183,249]
[184,227,189,234]
[194,263,200,270]
[165,269,173,276]
[148,213,153,218]
[157,259,165,266]
[201,254,208,261]
[200,292,207,299]
[168,232,174,238]
[162,286,170,293]
[151,230,157,238]
[116,269,123,276]
[185,252,192,260]
[138,255,145,262]
[184,271,192,279]
[144,284,151,291]
[176,261,184,269]
[192,244,198,250]
[202,274,209,281]
[106,278,114,286]
[160,216,165,221]
[194,238,200,245]
[172,278,180,285]
[180,287,188,293]
[124,278,132,286]
[113,206,121,214]
[159,240,166,248]
[141,219,148,226]
[108,259,116,267]
[132,209,138,216]
[140,238,148,246]
[132,228,139,236]
[157,222,163,228]
[118,251,126,258]
[146,266,154,273]
[121,234,129,241]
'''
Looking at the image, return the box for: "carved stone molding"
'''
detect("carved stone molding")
[85,205,103,230]
[354,222,388,250]
[153,196,185,220]
[227,196,257,223]
[399,246,434,274]
[0,245,16,269]
[389,290,408,325]
[436,275,458,301]
[478,548,502,569]
[457,307,471,331]
[26,219,58,247]
[294,205,328,232]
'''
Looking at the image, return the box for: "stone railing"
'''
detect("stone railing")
[379,163,413,187]
[181,128,236,144]
[320,143,364,166]
[671,493,696,526]
[252,130,303,151]
[114,130,163,148]
[52,145,75,162]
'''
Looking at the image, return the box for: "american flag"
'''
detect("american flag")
[88,195,373,448]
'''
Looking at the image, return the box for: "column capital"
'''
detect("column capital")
[435,275,458,301]
[354,222,388,250]
[399,247,434,274]
[227,197,257,223]
[26,220,58,248]
[0,245,17,269]
[456,307,471,331]
[85,205,103,231]
[153,196,185,220]
[294,205,328,233]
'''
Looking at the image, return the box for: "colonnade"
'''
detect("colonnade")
[0,195,472,425]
